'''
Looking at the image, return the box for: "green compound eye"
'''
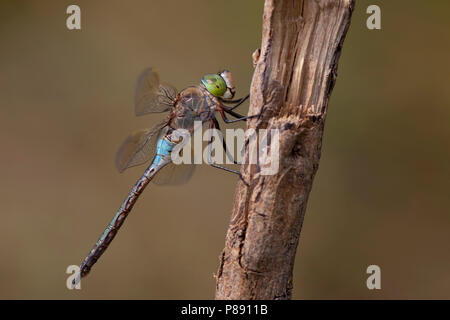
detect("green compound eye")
[201,74,227,97]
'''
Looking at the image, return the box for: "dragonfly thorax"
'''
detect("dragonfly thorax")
[169,85,218,132]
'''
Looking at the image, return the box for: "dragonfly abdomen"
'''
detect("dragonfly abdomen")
[78,137,176,279]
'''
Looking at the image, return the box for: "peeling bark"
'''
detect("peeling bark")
[215,0,355,300]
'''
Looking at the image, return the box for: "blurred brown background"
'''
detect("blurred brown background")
[0,0,449,299]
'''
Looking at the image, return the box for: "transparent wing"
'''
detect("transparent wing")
[152,163,195,186]
[134,68,177,116]
[115,121,168,173]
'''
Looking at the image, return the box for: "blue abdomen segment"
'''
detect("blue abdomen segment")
[152,137,175,165]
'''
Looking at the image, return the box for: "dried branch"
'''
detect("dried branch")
[215,0,355,300]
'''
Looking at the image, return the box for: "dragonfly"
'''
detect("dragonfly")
[76,68,253,281]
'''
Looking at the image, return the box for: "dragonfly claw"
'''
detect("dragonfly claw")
[239,174,250,187]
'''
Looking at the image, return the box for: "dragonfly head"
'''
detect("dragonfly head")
[219,70,236,100]
[201,70,235,99]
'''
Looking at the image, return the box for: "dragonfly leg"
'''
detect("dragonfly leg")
[223,95,248,104]
[207,120,249,186]
[218,106,259,124]
[211,117,239,165]
[223,107,258,120]
[221,94,250,110]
